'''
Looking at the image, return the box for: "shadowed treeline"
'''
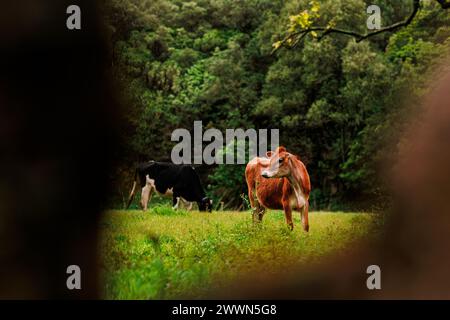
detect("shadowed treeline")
[103,0,450,210]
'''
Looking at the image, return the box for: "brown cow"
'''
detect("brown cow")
[245,146,311,231]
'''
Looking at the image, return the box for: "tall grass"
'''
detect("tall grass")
[100,209,382,299]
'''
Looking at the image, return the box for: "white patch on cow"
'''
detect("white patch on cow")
[289,180,306,209]
[257,157,270,166]
[146,176,155,188]
[179,197,194,210]
[173,197,181,210]
[173,196,194,211]
[146,175,174,196]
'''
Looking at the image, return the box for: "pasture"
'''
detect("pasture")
[100,208,383,299]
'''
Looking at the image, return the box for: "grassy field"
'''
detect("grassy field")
[100,207,383,299]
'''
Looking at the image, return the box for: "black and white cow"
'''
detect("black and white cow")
[126,161,213,212]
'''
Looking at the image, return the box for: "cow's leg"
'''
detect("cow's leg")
[247,179,258,212]
[252,203,265,224]
[172,196,180,210]
[301,199,309,232]
[140,187,145,209]
[179,197,186,209]
[248,186,256,210]
[141,176,156,211]
[180,198,193,211]
[249,185,264,224]
[177,197,185,210]
[282,201,294,231]
[257,207,266,222]
[140,185,151,211]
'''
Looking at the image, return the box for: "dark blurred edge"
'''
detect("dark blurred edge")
[0,1,119,298]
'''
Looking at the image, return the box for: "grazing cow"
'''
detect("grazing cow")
[245,147,311,231]
[126,161,212,212]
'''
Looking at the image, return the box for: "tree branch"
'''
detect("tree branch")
[273,0,424,54]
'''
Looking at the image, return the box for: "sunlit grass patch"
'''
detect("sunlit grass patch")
[100,209,382,299]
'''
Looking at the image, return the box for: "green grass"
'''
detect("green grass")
[100,207,383,299]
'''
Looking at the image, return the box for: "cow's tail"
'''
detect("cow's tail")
[125,168,138,209]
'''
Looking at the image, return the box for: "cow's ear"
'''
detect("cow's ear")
[266,151,273,158]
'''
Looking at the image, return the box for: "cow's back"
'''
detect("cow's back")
[173,165,206,201]
[245,157,265,191]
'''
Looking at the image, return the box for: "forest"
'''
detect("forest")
[102,0,450,210]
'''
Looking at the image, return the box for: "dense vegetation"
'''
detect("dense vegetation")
[103,0,450,210]
[101,209,382,299]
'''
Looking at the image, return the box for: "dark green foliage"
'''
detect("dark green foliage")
[104,0,450,210]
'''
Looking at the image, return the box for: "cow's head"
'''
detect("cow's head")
[261,146,292,178]
[199,197,213,212]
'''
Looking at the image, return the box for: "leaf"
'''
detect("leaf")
[272,40,282,49]
[310,1,320,14]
